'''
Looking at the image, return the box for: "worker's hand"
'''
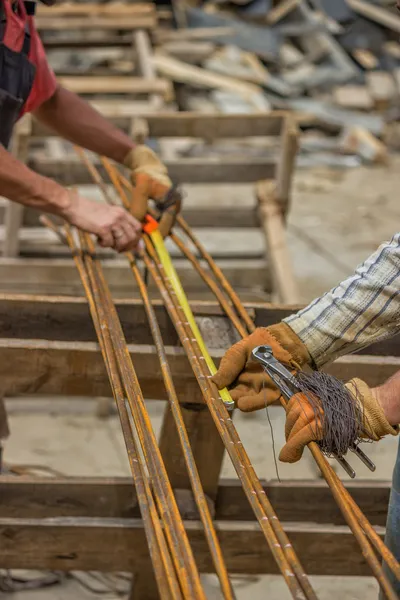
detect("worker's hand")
[64,189,142,252]
[211,323,312,411]
[124,146,172,222]
[279,378,399,464]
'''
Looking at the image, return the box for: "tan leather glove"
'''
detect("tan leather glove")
[124,146,172,222]
[279,378,399,464]
[211,323,312,411]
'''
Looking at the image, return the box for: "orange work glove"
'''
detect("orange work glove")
[279,378,399,464]
[124,146,172,222]
[211,323,312,411]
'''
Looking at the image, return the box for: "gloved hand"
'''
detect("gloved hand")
[124,146,172,222]
[211,323,312,411]
[279,378,399,464]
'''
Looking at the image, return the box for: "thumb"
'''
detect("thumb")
[212,342,248,389]
[279,428,313,464]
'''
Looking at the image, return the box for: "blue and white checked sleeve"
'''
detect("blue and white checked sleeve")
[284,233,400,368]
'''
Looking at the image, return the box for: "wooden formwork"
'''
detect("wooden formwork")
[0,294,395,595]
[1,112,298,302]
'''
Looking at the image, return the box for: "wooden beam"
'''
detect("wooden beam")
[0,259,268,296]
[0,477,389,525]
[32,112,286,139]
[346,0,400,34]
[153,53,265,108]
[36,3,155,16]
[0,295,398,358]
[257,181,299,304]
[0,513,384,575]
[0,339,398,401]
[29,156,276,185]
[57,76,171,97]
[11,205,247,239]
[275,114,298,211]
[36,16,157,30]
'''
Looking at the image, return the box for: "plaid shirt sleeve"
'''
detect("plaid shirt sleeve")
[284,233,400,368]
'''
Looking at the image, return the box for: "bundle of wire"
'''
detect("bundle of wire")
[294,371,368,457]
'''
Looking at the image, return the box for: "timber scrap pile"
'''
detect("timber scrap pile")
[149,0,400,167]
[30,147,400,599]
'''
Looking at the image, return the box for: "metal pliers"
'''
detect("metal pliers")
[252,345,376,478]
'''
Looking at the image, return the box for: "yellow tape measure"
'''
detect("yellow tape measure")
[150,229,234,407]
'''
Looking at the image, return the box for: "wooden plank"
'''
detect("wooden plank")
[0,339,398,401]
[275,114,298,210]
[57,76,171,96]
[366,71,396,110]
[29,156,276,184]
[0,477,390,526]
[257,182,299,304]
[0,295,399,358]
[36,3,155,16]
[36,16,156,31]
[11,204,258,230]
[346,0,400,33]
[266,0,300,25]
[153,53,266,108]
[333,85,373,111]
[0,515,384,575]
[0,258,269,296]
[134,30,164,112]
[32,111,286,139]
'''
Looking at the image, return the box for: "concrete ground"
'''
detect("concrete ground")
[3,157,400,599]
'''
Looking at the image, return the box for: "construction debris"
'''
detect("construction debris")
[37,0,400,168]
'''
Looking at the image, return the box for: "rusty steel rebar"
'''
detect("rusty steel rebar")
[71,149,400,598]
[41,216,180,600]
[142,236,317,600]
[80,231,206,600]
[76,149,236,598]
[128,251,237,600]
[93,155,315,600]
[42,215,207,599]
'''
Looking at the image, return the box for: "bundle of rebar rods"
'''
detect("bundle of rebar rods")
[42,147,400,600]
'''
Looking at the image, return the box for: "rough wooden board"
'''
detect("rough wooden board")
[333,85,373,111]
[153,53,266,108]
[0,340,397,400]
[0,295,398,357]
[36,2,155,15]
[0,258,269,297]
[36,16,156,30]
[351,49,378,70]
[346,0,400,33]
[0,516,384,575]
[257,182,299,303]
[32,111,286,139]
[366,71,396,109]
[0,477,390,525]
[29,155,277,184]
[160,41,216,64]
[154,27,234,43]
[266,0,300,24]
[57,76,171,96]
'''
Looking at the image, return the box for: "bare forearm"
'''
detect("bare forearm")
[34,85,134,164]
[0,144,70,215]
